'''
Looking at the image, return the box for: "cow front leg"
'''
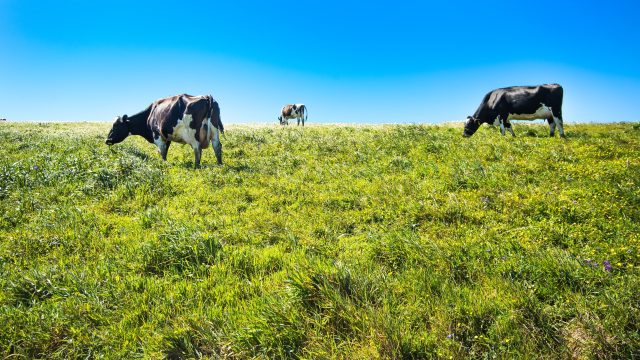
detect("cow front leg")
[547,118,556,137]
[212,128,222,165]
[192,143,202,169]
[154,137,171,160]
[498,116,506,136]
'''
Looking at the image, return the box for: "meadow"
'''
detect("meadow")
[0,121,638,359]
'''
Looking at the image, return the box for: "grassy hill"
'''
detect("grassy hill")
[0,121,638,359]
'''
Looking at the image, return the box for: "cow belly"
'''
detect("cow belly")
[508,104,553,121]
[167,115,198,145]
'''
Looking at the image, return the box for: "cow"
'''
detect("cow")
[278,104,307,126]
[463,84,565,138]
[105,94,224,168]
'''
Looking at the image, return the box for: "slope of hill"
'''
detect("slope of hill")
[1,122,638,358]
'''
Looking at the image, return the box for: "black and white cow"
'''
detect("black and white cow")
[106,94,224,168]
[463,84,565,138]
[278,104,307,126]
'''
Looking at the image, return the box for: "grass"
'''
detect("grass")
[0,121,639,359]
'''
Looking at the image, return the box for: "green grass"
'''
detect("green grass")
[1,121,639,359]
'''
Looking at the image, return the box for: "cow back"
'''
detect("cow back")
[282,105,295,117]
[148,95,185,138]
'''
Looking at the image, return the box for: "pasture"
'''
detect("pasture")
[0,122,638,359]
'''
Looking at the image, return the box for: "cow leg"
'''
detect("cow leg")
[297,117,301,126]
[192,143,202,169]
[547,118,556,137]
[498,116,506,136]
[212,128,222,165]
[555,116,566,138]
[505,122,516,137]
[154,137,170,161]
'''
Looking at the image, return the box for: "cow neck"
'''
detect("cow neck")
[127,105,154,143]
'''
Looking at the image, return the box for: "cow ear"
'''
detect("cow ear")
[122,114,129,123]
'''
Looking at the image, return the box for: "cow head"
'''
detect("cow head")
[105,115,130,145]
[463,116,481,137]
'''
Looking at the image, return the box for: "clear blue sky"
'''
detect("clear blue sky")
[1,0,639,123]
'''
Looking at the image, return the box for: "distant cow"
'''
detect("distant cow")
[278,104,307,126]
[106,94,224,168]
[0,118,6,121]
[463,84,565,138]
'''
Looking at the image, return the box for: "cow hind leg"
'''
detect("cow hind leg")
[555,116,566,138]
[547,118,556,137]
[505,122,516,137]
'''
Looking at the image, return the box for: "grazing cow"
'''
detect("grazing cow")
[105,94,224,168]
[463,84,565,138]
[278,104,307,126]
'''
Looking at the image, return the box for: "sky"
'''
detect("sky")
[1,0,639,124]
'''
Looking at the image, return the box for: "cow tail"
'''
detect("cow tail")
[209,95,224,134]
[305,105,308,122]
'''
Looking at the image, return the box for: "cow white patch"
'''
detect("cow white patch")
[168,114,199,147]
[199,117,222,148]
[508,104,553,121]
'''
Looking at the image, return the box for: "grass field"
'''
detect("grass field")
[0,121,639,359]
